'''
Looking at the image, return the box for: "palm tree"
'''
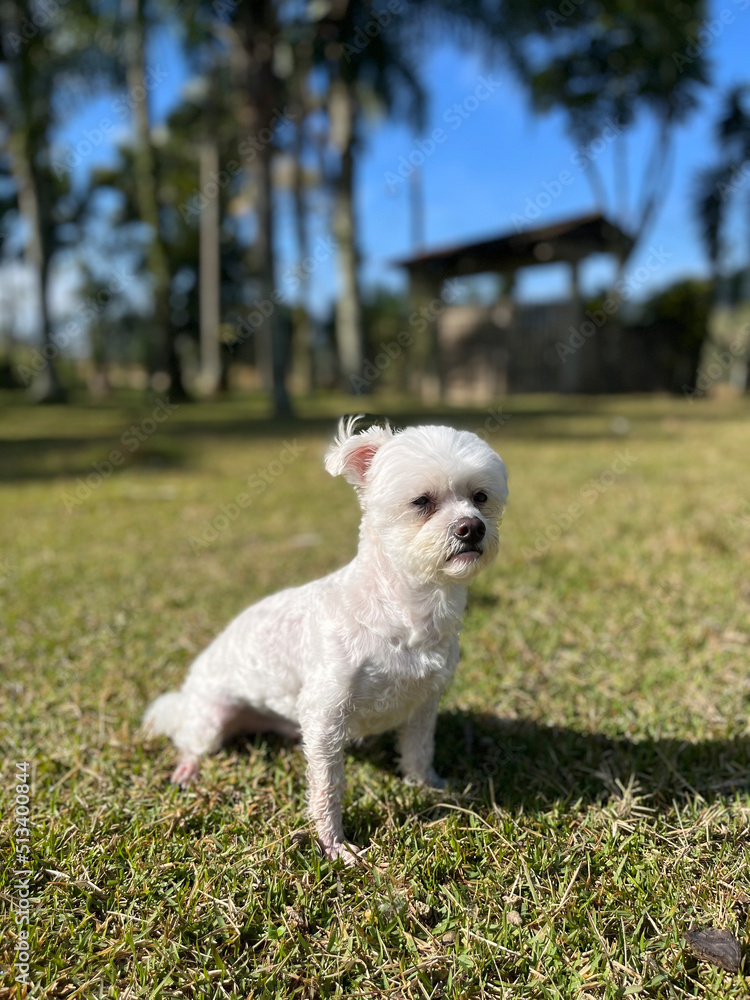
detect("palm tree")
[220,0,293,415]
[313,0,516,392]
[497,0,709,272]
[122,0,190,399]
[309,1,426,388]
[84,86,257,389]
[695,85,750,274]
[1,0,118,401]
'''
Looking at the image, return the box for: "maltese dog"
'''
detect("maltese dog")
[144,417,508,862]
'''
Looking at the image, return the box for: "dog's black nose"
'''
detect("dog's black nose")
[452,517,486,544]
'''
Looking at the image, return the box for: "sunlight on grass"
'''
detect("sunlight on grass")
[1,393,750,998]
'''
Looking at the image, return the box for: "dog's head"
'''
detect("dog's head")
[325,417,508,584]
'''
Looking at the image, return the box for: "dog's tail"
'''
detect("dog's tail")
[142,691,184,740]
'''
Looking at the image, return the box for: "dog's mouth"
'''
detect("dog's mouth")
[447,544,482,564]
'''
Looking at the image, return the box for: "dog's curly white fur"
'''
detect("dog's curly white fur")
[143,418,508,862]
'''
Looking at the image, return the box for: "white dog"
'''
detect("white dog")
[144,417,508,862]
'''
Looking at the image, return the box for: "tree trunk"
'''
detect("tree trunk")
[410,272,444,403]
[232,0,292,416]
[257,125,292,415]
[329,79,364,390]
[13,136,67,403]
[6,0,65,402]
[291,102,314,392]
[123,0,187,399]
[198,130,222,396]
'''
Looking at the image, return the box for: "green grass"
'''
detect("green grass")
[2,390,750,999]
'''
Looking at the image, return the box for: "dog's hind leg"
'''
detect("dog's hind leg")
[170,697,300,787]
[165,695,245,787]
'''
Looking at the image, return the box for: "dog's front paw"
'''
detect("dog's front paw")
[321,839,368,866]
[403,768,447,791]
[170,758,200,788]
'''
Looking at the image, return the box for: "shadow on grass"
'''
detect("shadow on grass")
[0,435,186,482]
[1,393,747,482]
[338,713,749,853]
[340,713,750,848]
[223,709,750,848]
[430,710,750,812]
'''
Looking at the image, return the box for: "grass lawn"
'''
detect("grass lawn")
[1,390,750,999]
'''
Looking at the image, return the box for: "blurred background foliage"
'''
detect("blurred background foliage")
[0,0,748,412]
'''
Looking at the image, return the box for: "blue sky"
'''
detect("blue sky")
[20,1,750,335]
[355,5,750,303]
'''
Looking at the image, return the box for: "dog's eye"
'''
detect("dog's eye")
[473,491,488,504]
[412,495,431,507]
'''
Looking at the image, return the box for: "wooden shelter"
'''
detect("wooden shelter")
[394,212,634,399]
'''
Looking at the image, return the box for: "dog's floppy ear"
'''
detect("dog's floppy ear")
[325,415,393,487]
